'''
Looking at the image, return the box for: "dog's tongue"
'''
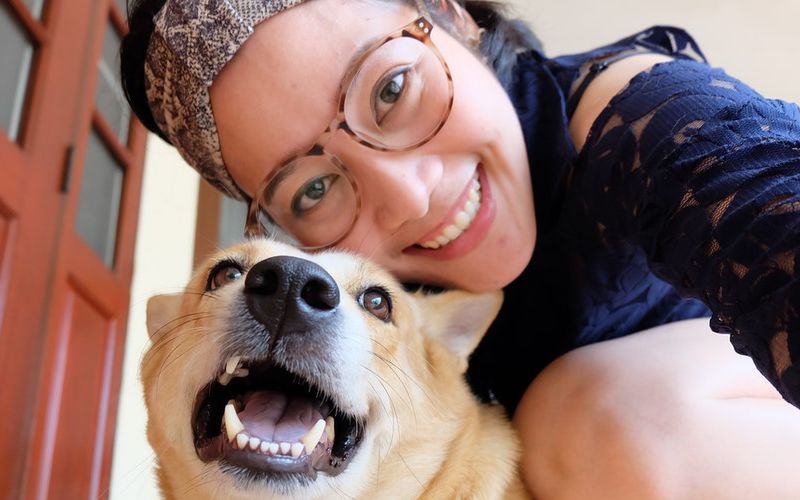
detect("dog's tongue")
[238,390,323,443]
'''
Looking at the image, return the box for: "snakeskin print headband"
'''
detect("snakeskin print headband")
[144,0,310,199]
[144,0,475,199]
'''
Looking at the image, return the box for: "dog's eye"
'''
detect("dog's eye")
[207,262,243,291]
[358,288,392,322]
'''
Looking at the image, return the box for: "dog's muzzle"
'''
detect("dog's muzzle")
[191,256,365,483]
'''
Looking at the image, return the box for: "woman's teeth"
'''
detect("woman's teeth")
[419,174,482,250]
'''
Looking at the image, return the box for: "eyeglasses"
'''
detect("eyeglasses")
[244,16,454,249]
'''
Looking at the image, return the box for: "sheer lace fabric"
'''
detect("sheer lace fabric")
[466,26,800,412]
[577,59,800,406]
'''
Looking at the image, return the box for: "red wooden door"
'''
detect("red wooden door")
[0,0,146,498]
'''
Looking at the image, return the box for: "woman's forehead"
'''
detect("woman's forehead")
[210,0,416,193]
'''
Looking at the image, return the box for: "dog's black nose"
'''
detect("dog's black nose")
[244,256,339,331]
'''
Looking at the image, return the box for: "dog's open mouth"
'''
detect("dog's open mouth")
[192,356,365,480]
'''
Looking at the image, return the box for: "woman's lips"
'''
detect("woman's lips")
[417,172,482,249]
[404,165,495,260]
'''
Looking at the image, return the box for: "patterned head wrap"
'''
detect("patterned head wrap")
[144,0,309,199]
[143,0,476,199]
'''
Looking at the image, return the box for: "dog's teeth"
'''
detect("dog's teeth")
[259,441,270,454]
[224,401,245,441]
[235,433,249,450]
[233,367,249,378]
[218,372,233,386]
[301,419,326,454]
[290,442,304,458]
[268,442,279,454]
[279,442,291,455]
[325,416,335,444]
[248,436,261,451]
[225,355,242,375]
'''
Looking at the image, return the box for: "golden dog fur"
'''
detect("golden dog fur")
[142,239,530,499]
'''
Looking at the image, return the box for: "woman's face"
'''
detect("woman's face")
[210,0,536,291]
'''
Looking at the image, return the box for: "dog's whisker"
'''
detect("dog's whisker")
[147,324,212,360]
[329,479,358,500]
[373,336,437,375]
[369,351,416,420]
[179,290,220,300]
[158,335,209,374]
[395,451,424,488]
[398,342,438,372]
[152,335,193,380]
[151,311,215,338]
[362,366,401,456]
[368,351,426,418]
[181,469,219,497]
[152,313,215,336]
[149,324,212,362]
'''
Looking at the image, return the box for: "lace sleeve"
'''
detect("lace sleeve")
[574,58,800,407]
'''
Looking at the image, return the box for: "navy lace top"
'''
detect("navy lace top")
[466,26,800,415]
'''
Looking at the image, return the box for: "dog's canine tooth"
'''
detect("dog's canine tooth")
[290,442,304,458]
[225,355,242,375]
[218,356,243,385]
[224,401,245,442]
[218,372,233,386]
[325,416,335,444]
[279,442,291,455]
[233,367,249,378]
[236,433,249,450]
[301,419,326,454]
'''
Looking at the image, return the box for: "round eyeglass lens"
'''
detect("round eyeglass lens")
[259,154,358,249]
[343,36,451,150]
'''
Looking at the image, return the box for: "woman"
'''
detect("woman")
[122,0,800,496]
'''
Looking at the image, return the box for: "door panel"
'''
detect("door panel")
[0,204,17,329]
[22,0,146,496]
[39,287,118,500]
[0,3,36,143]
[0,0,147,497]
[0,0,85,495]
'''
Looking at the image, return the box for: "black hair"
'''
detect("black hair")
[463,1,542,88]
[119,0,542,140]
[120,0,171,142]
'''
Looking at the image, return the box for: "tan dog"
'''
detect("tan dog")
[142,239,530,499]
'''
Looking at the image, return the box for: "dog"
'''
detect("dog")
[142,238,530,499]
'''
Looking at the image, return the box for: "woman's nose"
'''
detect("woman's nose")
[353,152,443,232]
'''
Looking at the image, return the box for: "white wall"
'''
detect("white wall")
[108,1,799,498]
[109,137,198,499]
[507,0,800,104]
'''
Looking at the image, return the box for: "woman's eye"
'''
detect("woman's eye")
[359,288,392,322]
[373,69,408,125]
[208,263,243,291]
[292,175,337,215]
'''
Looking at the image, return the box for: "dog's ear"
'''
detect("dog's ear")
[416,289,503,364]
[146,294,184,339]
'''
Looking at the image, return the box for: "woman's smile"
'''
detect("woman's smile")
[404,164,496,260]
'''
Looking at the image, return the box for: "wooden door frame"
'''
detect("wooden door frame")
[20,0,147,496]
[0,0,91,495]
[0,0,148,497]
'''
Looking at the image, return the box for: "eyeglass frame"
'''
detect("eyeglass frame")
[243,16,455,249]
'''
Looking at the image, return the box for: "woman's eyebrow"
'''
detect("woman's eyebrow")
[336,32,385,95]
[265,165,296,204]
